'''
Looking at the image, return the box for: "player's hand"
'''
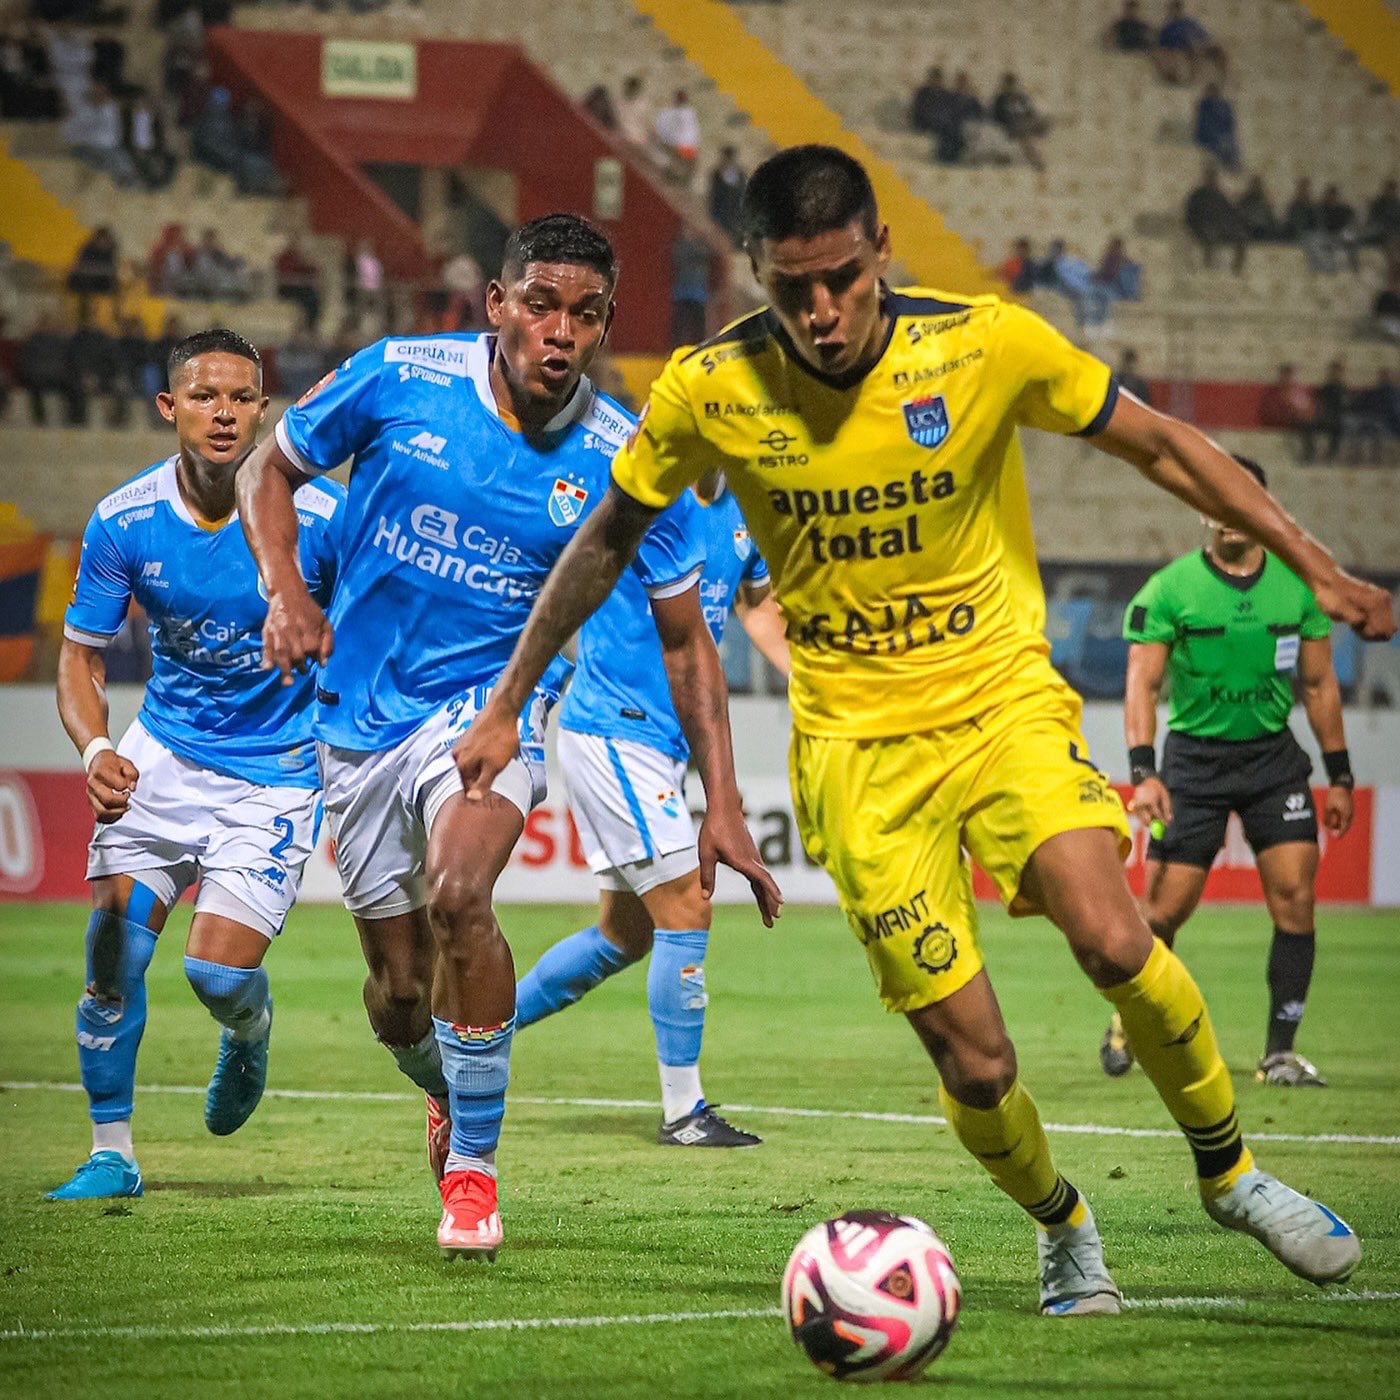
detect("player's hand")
[453,704,520,802]
[1324,784,1354,838]
[1311,570,1396,642]
[1128,775,1172,828]
[697,797,784,927]
[261,585,333,686]
[88,751,138,824]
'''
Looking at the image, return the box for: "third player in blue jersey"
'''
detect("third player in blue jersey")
[517,474,789,1145]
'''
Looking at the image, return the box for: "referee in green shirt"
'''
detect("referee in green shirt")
[1100,458,1355,1088]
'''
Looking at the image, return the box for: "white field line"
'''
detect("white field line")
[4,1082,1399,1148]
[4,1293,1400,1344]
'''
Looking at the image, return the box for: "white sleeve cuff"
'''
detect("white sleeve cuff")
[63,624,113,649]
[644,566,702,602]
[274,418,328,476]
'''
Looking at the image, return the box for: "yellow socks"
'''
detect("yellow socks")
[939,1080,1086,1229]
[1102,938,1249,1194]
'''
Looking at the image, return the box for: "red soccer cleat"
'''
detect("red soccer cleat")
[437,1169,502,1262]
[426,1094,451,1183]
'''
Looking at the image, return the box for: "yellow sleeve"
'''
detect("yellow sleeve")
[998,302,1118,437]
[610,352,707,508]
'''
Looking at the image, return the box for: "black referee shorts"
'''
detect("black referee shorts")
[1148,728,1317,869]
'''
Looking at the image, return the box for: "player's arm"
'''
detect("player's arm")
[236,435,330,683]
[1087,395,1395,640]
[734,582,791,679]
[1124,641,1171,829]
[1296,635,1353,837]
[57,639,138,824]
[651,585,782,925]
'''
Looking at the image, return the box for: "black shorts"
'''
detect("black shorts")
[1148,728,1317,869]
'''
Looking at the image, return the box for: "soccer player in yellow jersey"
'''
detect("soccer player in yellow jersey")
[455,147,1395,1313]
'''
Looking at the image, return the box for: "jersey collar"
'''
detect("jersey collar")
[1202,548,1266,592]
[466,334,595,434]
[763,282,899,392]
[158,454,239,531]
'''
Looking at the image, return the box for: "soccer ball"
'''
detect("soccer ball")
[782,1210,961,1383]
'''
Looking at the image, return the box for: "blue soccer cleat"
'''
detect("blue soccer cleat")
[204,1000,272,1137]
[45,1150,143,1201]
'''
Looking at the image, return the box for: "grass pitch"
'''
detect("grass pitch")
[1,900,1398,1399]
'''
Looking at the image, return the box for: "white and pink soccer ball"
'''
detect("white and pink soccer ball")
[782,1210,961,1383]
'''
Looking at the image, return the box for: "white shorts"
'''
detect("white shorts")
[319,688,549,919]
[86,720,319,938]
[559,728,699,896]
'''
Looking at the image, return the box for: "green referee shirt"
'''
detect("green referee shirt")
[1122,550,1331,741]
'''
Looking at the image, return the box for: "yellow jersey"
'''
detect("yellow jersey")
[610,286,1117,738]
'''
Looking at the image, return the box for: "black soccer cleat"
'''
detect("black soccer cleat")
[1099,1012,1134,1079]
[656,1105,762,1148]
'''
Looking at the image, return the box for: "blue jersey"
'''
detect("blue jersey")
[561,486,769,761]
[65,456,344,789]
[276,334,699,752]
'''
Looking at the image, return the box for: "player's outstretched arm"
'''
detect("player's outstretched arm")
[1088,394,1396,641]
[1124,641,1171,829]
[735,585,792,680]
[1297,636,1354,838]
[57,639,138,823]
[236,436,332,684]
[454,484,659,799]
[652,587,784,926]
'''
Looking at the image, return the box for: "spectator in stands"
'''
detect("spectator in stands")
[161,5,203,110]
[1152,1,1227,84]
[347,239,384,327]
[1184,166,1246,273]
[45,19,93,112]
[115,312,157,408]
[175,228,253,301]
[1192,83,1239,172]
[911,66,958,163]
[707,145,746,247]
[275,237,321,331]
[63,81,137,186]
[1117,347,1153,406]
[18,311,78,426]
[1094,235,1142,301]
[670,227,710,348]
[1106,0,1152,53]
[1349,369,1398,464]
[998,237,1035,292]
[581,84,615,130]
[189,85,281,195]
[234,94,283,195]
[66,225,119,315]
[69,305,123,426]
[990,72,1049,172]
[1238,175,1283,241]
[275,324,329,402]
[1362,178,1400,248]
[125,90,173,189]
[616,74,651,157]
[1316,184,1361,273]
[440,249,484,331]
[1040,240,1113,327]
[1259,364,1314,447]
[0,20,61,119]
[147,222,190,295]
[90,23,130,100]
[949,71,990,161]
[1283,177,1319,240]
[1301,359,1347,464]
[1373,274,1400,343]
[653,88,700,186]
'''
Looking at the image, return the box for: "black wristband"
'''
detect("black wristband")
[1128,744,1157,785]
[1323,749,1354,788]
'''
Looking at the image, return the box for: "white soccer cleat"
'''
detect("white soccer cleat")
[1037,1203,1123,1316]
[1203,1167,1360,1285]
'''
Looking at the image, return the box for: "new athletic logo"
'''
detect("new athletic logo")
[902,394,951,449]
[548,478,589,528]
[1283,791,1312,821]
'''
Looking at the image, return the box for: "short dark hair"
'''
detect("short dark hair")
[1232,454,1268,489]
[740,144,879,248]
[167,327,261,386]
[500,214,618,286]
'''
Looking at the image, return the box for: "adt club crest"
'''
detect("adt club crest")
[548,477,589,527]
[902,393,951,449]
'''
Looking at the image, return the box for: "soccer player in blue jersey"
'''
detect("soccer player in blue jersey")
[517,473,789,1145]
[236,215,779,1260]
[47,329,343,1201]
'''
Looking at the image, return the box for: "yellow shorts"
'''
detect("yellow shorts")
[790,682,1130,1015]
